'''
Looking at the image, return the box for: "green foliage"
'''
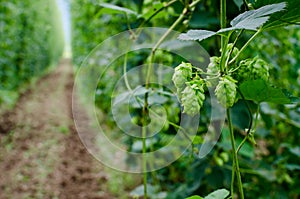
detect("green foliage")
[239,79,296,104]
[0,0,64,107]
[187,188,229,199]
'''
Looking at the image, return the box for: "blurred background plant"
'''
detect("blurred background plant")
[0,0,64,109]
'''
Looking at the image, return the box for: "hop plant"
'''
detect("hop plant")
[181,78,206,116]
[215,75,237,108]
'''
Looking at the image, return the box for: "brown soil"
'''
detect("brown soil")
[0,59,115,199]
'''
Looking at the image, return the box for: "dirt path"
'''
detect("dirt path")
[0,59,114,199]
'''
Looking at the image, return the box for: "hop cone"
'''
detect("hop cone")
[237,57,269,82]
[215,76,237,108]
[172,62,193,89]
[181,78,205,116]
[207,56,220,75]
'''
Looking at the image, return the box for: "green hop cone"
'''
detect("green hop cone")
[207,56,220,75]
[215,75,237,108]
[181,78,206,116]
[191,78,206,108]
[206,56,220,87]
[236,56,269,82]
[172,62,193,89]
[181,85,200,116]
[251,57,269,81]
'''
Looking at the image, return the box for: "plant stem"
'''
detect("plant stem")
[142,6,188,199]
[229,30,261,65]
[236,136,248,154]
[220,0,226,33]
[230,159,235,199]
[225,29,244,69]
[237,88,253,134]
[189,0,202,8]
[142,96,148,199]
[227,109,244,199]
[123,47,133,92]
[136,0,178,35]
[142,125,148,199]
[220,0,227,72]
[141,2,201,197]
[220,35,230,73]
[146,0,202,86]
[235,88,253,153]
[223,164,264,176]
[145,8,187,87]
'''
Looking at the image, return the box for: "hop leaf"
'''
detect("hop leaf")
[172,62,193,89]
[215,76,237,108]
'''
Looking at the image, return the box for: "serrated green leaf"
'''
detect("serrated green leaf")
[204,189,230,199]
[178,3,286,42]
[239,79,297,104]
[254,0,300,30]
[99,3,138,16]
[178,30,216,41]
[230,2,286,30]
